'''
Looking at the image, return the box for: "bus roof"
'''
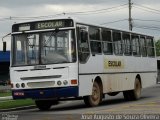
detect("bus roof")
[76,21,154,38]
[12,17,154,38]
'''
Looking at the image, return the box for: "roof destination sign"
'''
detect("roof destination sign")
[12,19,74,32]
[36,21,64,30]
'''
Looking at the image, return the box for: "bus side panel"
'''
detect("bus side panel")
[102,74,135,93]
[103,55,135,93]
[78,54,157,96]
[78,55,104,96]
[78,75,93,96]
[103,55,157,92]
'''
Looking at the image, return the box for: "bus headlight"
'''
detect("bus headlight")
[63,80,68,85]
[16,83,20,88]
[21,83,25,88]
[57,81,62,86]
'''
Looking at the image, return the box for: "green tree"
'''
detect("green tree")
[155,39,160,56]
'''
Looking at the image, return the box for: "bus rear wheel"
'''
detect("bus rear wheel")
[35,100,54,111]
[83,81,102,107]
[123,78,141,101]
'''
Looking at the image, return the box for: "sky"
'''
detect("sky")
[1,0,160,50]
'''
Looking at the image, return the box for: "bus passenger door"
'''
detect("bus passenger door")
[77,26,90,64]
[77,25,93,96]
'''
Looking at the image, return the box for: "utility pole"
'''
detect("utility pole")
[129,0,132,31]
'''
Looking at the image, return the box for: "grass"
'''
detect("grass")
[0,91,12,97]
[0,99,35,110]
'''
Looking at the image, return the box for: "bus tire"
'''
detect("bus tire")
[131,78,142,100]
[123,78,141,101]
[35,100,52,111]
[83,81,102,107]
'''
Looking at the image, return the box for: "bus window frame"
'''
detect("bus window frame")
[112,30,123,56]
[101,28,113,55]
[76,25,90,64]
[146,37,155,57]
[89,26,102,55]
[140,36,147,57]
[131,34,141,57]
[122,32,132,56]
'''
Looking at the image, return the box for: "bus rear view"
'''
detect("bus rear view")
[10,19,78,110]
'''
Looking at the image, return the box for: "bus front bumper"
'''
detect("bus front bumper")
[12,86,78,100]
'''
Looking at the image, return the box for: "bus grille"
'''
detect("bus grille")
[27,81,55,88]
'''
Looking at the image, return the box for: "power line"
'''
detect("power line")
[134,19,160,23]
[67,6,127,15]
[133,6,160,15]
[134,3,160,13]
[0,13,64,21]
[1,2,160,35]
[65,3,128,15]
[11,13,63,20]
[134,25,160,31]
[0,36,10,39]
[132,4,160,31]
[0,4,128,21]
[101,19,128,25]
[0,17,12,21]
[134,26,160,32]
[133,19,160,31]
[133,5,160,15]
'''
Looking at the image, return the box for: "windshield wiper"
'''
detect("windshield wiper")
[44,28,60,46]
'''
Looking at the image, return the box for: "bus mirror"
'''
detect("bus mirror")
[81,31,88,43]
[3,42,6,52]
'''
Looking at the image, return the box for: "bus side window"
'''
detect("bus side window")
[140,36,147,57]
[77,26,90,63]
[89,27,101,55]
[131,35,141,56]
[113,31,123,55]
[102,29,113,54]
[123,33,132,56]
[147,37,155,57]
[81,31,88,43]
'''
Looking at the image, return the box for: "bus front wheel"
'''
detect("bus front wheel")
[123,78,141,101]
[83,81,102,107]
[35,100,53,111]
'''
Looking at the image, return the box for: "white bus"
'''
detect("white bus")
[10,18,157,110]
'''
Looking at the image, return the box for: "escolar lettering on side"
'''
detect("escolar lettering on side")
[104,59,124,69]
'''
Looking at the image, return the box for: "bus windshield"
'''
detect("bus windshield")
[12,30,76,66]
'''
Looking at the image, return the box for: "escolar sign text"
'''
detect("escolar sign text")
[108,61,121,67]
[104,59,124,69]
[36,21,63,29]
